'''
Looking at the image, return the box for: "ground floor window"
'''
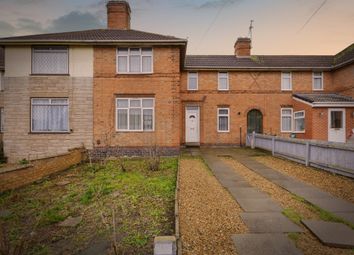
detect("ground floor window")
[217,107,229,132]
[116,98,154,131]
[294,111,305,132]
[281,108,293,132]
[31,98,69,132]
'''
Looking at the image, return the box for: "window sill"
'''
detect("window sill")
[116,131,155,133]
[115,72,153,76]
[293,131,305,134]
[217,131,230,133]
[281,89,293,92]
[28,131,71,134]
[31,74,70,77]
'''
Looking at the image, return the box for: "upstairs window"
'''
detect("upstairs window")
[117,48,153,74]
[281,72,292,90]
[187,72,198,90]
[313,72,323,90]
[294,111,305,132]
[217,108,229,132]
[281,108,293,132]
[218,72,229,90]
[116,98,154,131]
[32,46,69,75]
[31,98,69,133]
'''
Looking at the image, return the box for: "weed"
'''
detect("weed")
[123,233,149,248]
[282,208,302,225]
[40,205,66,225]
[288,232,300,241]
[18,159,29,165]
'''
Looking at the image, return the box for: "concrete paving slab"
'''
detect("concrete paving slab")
[231,234,303,255]
[228,187,269,199]
[272,179,311,190]
[302,220,354,248]
[305,197,354,212]
[288,188,333,199]
[335,213,354,225]
[236,198,283,212]
[219,179,252,188]
[240,212,304,233]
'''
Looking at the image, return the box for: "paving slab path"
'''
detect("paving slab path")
[200,148,303,255]
[227,149,354,226]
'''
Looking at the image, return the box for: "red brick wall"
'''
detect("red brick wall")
[93,46,181,149]
[332,63,354,97]
[0,148,84,192]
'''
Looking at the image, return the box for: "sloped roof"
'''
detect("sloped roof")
[293,93,354,104]
[185,55,334,70]
[0,47,4,71]
[333,43,354,67]
[0,29,187,44]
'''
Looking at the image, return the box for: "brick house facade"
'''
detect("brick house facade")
[0,0,353,162]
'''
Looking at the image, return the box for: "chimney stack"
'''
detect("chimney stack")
[234,37,251,57]
[107,1,131,30]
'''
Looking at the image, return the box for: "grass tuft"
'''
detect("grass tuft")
[282,208,302,225]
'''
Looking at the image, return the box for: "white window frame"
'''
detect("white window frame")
[217,107,230,132]
[281,72,292,91]
[31,46,69,75]
[313,72,323,90]
[116,98,155,132]
[218,72,229,91]
[30,98,70,133]
[187,72,198,91]
[281,108,293,133]
[116,48,153,74]
[294,110,305,133]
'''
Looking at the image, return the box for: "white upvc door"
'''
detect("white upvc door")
[328,108,346,143]
[185,106,200,144]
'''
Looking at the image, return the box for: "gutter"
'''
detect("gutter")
[0,40,187,46]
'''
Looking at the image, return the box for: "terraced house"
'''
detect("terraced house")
[0,0,353,163]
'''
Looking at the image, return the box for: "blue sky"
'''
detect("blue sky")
[0,0,353,55]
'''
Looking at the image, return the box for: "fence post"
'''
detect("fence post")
[305,141,310,166]
[251,131,256,149]
[272,137,275,156]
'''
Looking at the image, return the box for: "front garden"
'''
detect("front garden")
[0,157,178,255]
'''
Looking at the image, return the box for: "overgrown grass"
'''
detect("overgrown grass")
[282,208,302,225]
[0,157,178,255]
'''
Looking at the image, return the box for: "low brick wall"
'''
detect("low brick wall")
[90,146,180,160]
[0,148,85,192]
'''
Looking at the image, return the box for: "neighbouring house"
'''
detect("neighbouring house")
[0,0,353,163]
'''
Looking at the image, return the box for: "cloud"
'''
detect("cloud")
[0,20,16,37]
[198,0,241,9]
[46,11,105,32]
[17,18,44,34]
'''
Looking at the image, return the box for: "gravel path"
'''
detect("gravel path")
[254,155,354,203]
[223,157,353,255]
[179,157,247,255]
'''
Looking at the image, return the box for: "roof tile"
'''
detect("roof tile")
[293,93,354,103]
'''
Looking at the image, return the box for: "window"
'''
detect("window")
[294,111,305,132]
[218,72,229,90]
[0,108,3,132]
[116,98,154,131]
[117,48,153,74]
[187,72,198,90]
[217,108,229,132]
[281,72,292,90]
[32,46,69,74]
[281,108,293,132]
[31,98,69,132]
[313,72,323,90]
[330,111,343,129]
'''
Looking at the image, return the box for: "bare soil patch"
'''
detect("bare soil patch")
[254,155,354,203]
[223,157,353,255]
[179,157,247,255]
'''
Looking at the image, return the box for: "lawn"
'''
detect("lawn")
[0,157,178,255]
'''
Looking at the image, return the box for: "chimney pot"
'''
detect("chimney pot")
[234,37,251,57]
[107,1,131,30]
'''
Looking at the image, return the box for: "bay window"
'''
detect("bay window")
[117,48,153,74]
[116,98,154,131]
[31,98,69,132]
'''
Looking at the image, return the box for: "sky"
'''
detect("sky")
[0,0,353,55]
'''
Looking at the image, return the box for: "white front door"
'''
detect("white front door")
[185,106,200,144]
[328,108,346,143]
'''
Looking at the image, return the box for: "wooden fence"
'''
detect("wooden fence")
[246,133,354,178]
